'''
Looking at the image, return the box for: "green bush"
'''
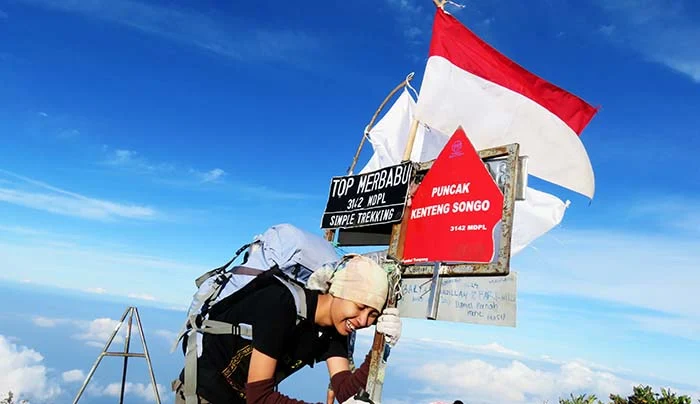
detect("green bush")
[0,391,28,404]
[559,393,604,404]
[557,385,696,404]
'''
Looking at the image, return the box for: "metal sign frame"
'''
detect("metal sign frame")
[320,161,414,230]
[392,142,521,278]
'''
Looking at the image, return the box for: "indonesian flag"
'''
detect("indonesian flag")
[359,88,569,256]
[415,8,599,198]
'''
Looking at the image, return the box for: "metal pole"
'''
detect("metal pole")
[365,118,421,403]
[134,307,162,404]
[119,308,134,404]
[73,307,130,404]
[346,73,415,175]
[427,263,442,320]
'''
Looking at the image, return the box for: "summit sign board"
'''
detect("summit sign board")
[402,127,505,265]
[321,162,413,229]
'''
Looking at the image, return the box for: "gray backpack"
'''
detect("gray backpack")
[171,223,340,404]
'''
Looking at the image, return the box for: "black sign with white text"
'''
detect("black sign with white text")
[321,162,413,229]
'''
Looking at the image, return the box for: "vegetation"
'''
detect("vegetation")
[558,385,697,404]
[0,392,28,404]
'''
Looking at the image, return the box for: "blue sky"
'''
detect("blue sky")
[1,0,699,402]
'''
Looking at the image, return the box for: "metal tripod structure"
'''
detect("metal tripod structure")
[73,306,161,404]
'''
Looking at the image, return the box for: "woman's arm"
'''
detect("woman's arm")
[246,348,323,404]
[244,284,323,404]
[326,352,372,404]
[325,308,402,403]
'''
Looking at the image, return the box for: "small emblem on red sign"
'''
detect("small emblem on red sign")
[402,127,504,264]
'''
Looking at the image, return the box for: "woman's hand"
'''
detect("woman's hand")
[376,308,402,347]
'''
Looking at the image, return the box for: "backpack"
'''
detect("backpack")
[171,223,342,404]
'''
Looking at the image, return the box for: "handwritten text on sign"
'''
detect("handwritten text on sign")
[398,272,517,327]
[402,127,504,264]
[321,162,412,229]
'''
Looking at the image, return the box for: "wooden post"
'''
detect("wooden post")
[364,119,420,403]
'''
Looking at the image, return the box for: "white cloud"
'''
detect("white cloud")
[199,168,226,183]
[57,128,80,139]
[61,369,85,383]
[29,314,181,355]
[101,146,312,198]
[598,24,616,36]
[113,149,136,164]
[31,315,141,348]
[32,316,69,328]
[625,313,700,342]
[101,381,166,403]
[0,225,83,245]
[385,0,430,41]
[103,148,175,174]
[187,167,227,184]
[28,315,156,351]
[154,329,177,342]
[16,0,321,67]
[0,236,206,302]
[516,228,700,322]
[628,196,700,236]
[234,182,314,200]
[414,358,631,404]
[408,338,523,358]
[103,146,232,187]
[80,380,171,403]
[595,0,700,83]
[128,292,157,301]
[72,317,138,348]
[0,335,61,402]
[0,169,156,221]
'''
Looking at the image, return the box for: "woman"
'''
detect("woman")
[174,253,402,404]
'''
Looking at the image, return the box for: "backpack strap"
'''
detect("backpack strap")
[273,275,309,322]
[183,315,255,404]
[170,270,235,354]
[172,242,259,354]
[194,242,252,287]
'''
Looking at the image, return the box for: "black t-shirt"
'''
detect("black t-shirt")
[181,275,348,403]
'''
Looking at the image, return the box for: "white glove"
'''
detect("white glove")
[340,398,370,404]
[376,307,402,347]
[340,394,374,404]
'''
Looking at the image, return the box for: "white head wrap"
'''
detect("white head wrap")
[327,255,389,312]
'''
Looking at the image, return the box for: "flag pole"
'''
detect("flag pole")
[346,73,415,175]
[365,3,438,400]
[364,118,420,403]
[324,74,417,403]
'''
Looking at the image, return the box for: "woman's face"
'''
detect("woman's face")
[330,297,380,336]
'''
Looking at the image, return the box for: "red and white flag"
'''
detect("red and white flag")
[359,88,569,257]
[415,8,599,198]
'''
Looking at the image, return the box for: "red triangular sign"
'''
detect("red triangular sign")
[402,127,504,264]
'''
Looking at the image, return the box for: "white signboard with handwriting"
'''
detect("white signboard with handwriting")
[398,272,517,327]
